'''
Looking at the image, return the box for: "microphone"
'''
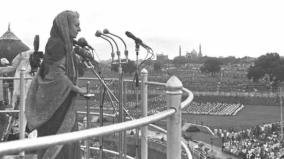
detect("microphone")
[104,29,128,62]
[95,30,103,37]
[95,30,115,62]
[125,31,152,50]
[102,28,110,34]
[96,30,120,58]
[125,31,142,44]
[74,46,93,60]
[75,37,94,50]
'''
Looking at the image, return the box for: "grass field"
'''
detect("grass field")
[152,104,284,147]
[75,95,283,132]
[179,104,284,148]
[182,104,283,131]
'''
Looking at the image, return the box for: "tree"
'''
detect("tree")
[247,53,284,85]
[219,56,238,65]
[153,61,162,72]
[247,66,265,82]
[172,56,188,67]
[200,57,222,76]
[111,59,136,74]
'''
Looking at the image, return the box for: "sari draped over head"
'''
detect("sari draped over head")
[42,10,78,83]
[25,10,81,159]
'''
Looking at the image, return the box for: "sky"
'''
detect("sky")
[1,0,284,61]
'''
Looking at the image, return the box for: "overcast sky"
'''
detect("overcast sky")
[1,0,283,60]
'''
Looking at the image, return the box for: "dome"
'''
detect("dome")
[191,49,197,55]
[0,24,30,63]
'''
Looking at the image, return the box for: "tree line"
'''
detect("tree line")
[153,53,284,87]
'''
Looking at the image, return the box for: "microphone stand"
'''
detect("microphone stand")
[96,33,125,159]
[99,80,106,159]
[134,42,140,159]
[94,36,114,159]
[98,36,115,63]
[103,30,129,158]
[94,53,106,159]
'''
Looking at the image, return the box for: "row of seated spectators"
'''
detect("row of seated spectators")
[149,71,276,93]
[126,94,245,117]
[214,123,283,159]
[86,90,280,118]
[183,79,272,93]
[183,102,244,116]
[192,95,280,106]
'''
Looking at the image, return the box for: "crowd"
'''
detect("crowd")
[86,93,246,118]
[184,101,244,116]
[149,68,282,95]
[215,122,284,158]
[194,95,280,106]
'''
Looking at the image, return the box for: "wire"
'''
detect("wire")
[138,48,154,71]
[131,48,155,93]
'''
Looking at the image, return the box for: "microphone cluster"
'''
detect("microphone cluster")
[73,29,153,65]
[73,46,93,61]
[95,29,152,63]
[74,37,94,50]
[73,38,95,63]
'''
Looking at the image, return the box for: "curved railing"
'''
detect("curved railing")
[0,68,194,159]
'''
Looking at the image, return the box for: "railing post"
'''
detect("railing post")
[166,76,182,159]
[19,68,26,158]
[141,69,148,159]
[85,81,90,159]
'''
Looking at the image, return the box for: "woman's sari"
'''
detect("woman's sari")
[25,10,82,159]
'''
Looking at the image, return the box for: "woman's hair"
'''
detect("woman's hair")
[50,11,79,40]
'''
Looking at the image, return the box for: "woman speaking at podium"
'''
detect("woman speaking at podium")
[25,10,86,159]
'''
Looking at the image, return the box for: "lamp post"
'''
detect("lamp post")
[217,82,221,93]
[210,138,213,152]
[280,87,283,141]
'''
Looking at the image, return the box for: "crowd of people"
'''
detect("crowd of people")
[150,67,275,94]
[194,95,280,106]
[183,101,244,116]
[215,123,284,158]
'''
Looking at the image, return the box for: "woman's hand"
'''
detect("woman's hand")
[78,87,87,94]
[72,85,87,95]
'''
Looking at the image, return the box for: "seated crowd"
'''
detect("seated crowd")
[215,123,283,159]
[184,101,244,116]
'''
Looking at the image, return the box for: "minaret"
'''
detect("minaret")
[198,44,202,57]
[179,45,181,56]
[8,23,10,32]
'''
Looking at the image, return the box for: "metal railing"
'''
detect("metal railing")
[0,68,194,159]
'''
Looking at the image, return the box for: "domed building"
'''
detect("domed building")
[0,24,29,63]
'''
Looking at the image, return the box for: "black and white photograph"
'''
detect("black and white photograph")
[0,0,283,159]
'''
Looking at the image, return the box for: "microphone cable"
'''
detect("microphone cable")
[131,46,155,94]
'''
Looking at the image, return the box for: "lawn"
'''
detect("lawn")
[152,104,284,147]
[182,104,283,131]
[178,104,283,147]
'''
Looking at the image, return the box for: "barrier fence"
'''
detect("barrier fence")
[0,68,194,159]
